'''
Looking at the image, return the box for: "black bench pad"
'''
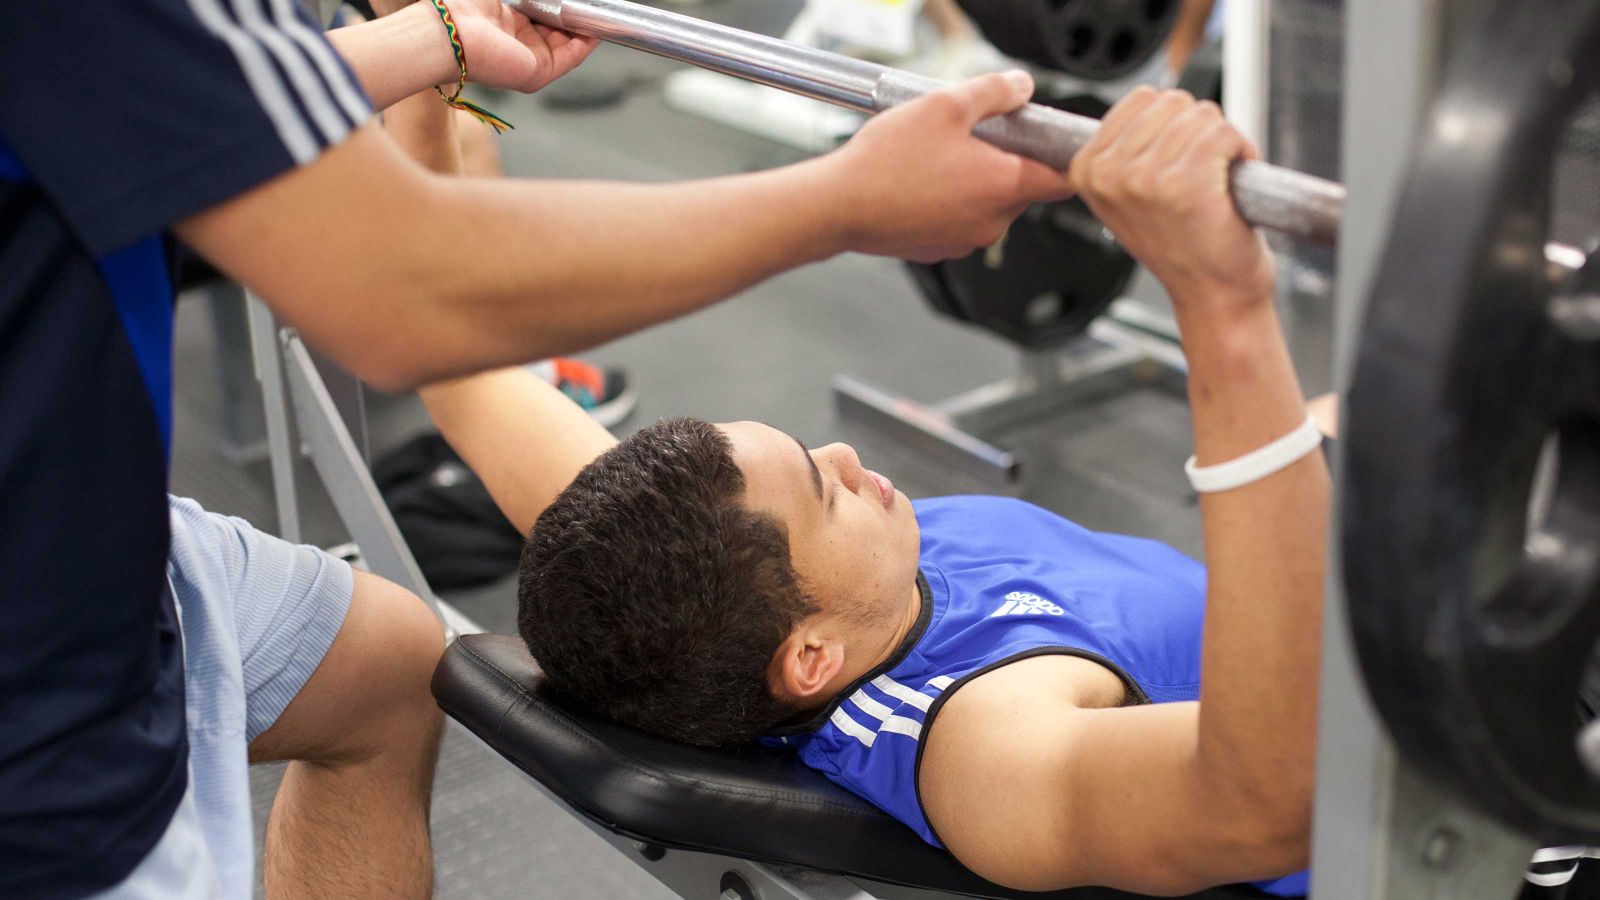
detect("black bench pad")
[431,634,1271,900]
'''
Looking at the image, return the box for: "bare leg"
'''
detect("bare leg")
[454,108,502,176]
[250,570,445,899]
[455,109,504,178]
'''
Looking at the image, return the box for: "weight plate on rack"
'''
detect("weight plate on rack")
[1344,0,1600,841]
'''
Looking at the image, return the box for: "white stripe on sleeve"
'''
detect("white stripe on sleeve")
[267,0,372,124]
[926,675,954,691]
[872,675,934,711]
[184,0,318,162]
[227,0,350,144]
[847,689,895,723]
[879,716,923,740]
[829,708,878,748]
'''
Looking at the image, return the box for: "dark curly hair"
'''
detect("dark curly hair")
[517,417,818,747]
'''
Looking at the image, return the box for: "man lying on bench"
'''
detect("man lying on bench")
[420,88,1326,897]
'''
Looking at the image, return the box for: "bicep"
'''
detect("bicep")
[921,692,1278,895]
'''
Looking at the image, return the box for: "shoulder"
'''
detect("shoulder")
[921,655,1126,773]
[916,655,1112,888]
[919,653,1128,803]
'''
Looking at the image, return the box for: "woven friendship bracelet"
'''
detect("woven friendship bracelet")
[430,0,514,133]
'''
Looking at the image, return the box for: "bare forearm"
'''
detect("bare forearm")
[179,125,848,389]
[390,160,848,382]
[419,368,616,533]
[327,4,456,110]
[1180,299,1328,830]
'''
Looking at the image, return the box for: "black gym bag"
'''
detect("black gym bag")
[374,433,526,591]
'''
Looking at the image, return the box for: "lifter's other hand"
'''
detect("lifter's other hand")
[1070,88,1275,319]
[825,71,1074,263]
[374,0,601,93]
[453,0,600,92]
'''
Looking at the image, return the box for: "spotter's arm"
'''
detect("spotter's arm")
[377,67,620,536]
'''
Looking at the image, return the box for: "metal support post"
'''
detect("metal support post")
[1223,0,1271,151]
[247,293,302,544]
[1311,0,1537,896]
[248,297,475,637]
[279,334,435,607]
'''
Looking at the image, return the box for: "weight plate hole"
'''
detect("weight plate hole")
[1143,0,1173,22]
[1473,417,1600,645]
[1067,25,1096,58]
[1109,30,1138,65]
[1026,293,1066,326]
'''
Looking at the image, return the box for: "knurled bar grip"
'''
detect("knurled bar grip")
[505,0,1346,245]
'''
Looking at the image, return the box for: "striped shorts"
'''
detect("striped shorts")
[92,495,353,900]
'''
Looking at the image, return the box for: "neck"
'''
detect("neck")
[864,576,925,673]
[805,575,924,709]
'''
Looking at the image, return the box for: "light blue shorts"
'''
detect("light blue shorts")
[94,496,353,900]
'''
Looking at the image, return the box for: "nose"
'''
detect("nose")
[821,443,864,493]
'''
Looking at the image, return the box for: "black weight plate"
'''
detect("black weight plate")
[1175,39,1223,105]
[905,93,1135,349]
[957,0,1180,81]
[1046,0,1181,81]
[1344,0,1600,841]
[931,199,1134,347]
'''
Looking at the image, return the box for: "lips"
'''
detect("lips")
[865,469,895,509]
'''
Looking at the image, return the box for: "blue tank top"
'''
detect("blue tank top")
[762,496,1308,897]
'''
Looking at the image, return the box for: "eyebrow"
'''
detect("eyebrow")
[790,433,824,505]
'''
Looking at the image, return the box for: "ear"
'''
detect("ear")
[772,623,847,703]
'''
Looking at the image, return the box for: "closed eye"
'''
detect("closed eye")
[791,432,826,509]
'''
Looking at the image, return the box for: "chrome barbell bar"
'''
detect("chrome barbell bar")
[505,0,1346,245]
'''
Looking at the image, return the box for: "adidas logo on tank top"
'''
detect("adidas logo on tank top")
[989,591,1065,617]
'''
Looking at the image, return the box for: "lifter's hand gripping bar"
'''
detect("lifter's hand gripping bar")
[505,0,1345,245]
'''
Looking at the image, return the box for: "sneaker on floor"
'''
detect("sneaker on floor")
[528,358,639,429]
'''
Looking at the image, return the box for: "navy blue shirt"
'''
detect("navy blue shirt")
[0,4,368,895]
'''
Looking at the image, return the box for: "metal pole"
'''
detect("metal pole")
[1223,0,1271,152]
[247,294,302,544]
[504,0,1347,245]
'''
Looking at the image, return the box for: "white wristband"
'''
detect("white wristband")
[1185,415,1323,494]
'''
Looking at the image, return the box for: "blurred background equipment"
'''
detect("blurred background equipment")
[951,0,1180,81]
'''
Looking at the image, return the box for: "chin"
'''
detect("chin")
[896,498,922,559]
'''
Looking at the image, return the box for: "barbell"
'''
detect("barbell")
[504,0,1345,245]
